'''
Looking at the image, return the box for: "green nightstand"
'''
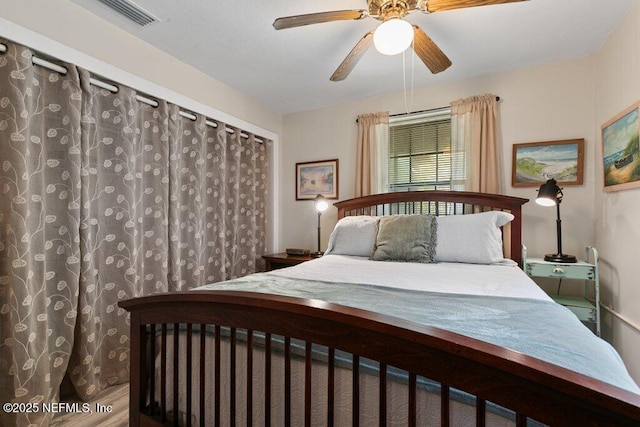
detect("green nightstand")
[523,246,600,336]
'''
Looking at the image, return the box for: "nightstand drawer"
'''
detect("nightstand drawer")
[526,262,595,280]
[262,252,314,271]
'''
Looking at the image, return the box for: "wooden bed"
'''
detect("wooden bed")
[120,191,640,426]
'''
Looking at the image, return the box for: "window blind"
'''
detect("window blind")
[389,109,452,191]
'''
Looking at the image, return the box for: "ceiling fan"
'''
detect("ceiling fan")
[273,0,526,81]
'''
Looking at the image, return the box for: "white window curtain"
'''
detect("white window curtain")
[450,94,509,256]
[355,112,389,197]
[450,94,502,193]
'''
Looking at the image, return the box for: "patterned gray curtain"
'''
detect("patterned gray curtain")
[168,115,269,288]
[220,126,269,278]
[67,71,172,400]
[0,41,82,426]
[1,38,271,425]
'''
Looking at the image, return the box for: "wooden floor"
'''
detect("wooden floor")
[50,384,129,427]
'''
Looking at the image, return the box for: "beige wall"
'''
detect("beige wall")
[282,57,597,267]
[594,2,640,383]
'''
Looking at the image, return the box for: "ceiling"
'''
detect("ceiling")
[69,0,634,115]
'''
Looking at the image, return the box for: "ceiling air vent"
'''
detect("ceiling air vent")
[96,0,158,26]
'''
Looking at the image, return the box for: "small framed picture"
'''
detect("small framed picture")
[512,139,584,187]
[295,159,339,200]
[601,101,640,192]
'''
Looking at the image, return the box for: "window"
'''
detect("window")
[388,108,452,192]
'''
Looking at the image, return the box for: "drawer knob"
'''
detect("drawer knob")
[553,267,565,274]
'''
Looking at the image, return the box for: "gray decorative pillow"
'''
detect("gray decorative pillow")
[371,215,437,263]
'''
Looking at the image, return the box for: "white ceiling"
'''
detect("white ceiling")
[70,0,634,115]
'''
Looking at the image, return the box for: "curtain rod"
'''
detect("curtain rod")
[390,96,501,118]
[0,41,263,143]
[355,96,501,123]
[90,74,263,143]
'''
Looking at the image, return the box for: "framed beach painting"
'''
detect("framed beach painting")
[295,159,339,200]
[512,139,584,187]
[601,101,640,192]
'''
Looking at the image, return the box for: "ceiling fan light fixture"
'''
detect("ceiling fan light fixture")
[373,18,414,55]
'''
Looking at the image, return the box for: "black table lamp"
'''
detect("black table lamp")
[311,194,329,257]
[535,178,577,263]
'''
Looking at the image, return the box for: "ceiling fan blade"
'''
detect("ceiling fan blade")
[425,0,527,13]
[273,10,367,30]
[330,31,374,82]
[412,26,452,74]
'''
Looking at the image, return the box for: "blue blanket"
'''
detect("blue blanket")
[198,273,640,394]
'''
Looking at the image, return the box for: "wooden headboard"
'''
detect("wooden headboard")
[334,191,529,266]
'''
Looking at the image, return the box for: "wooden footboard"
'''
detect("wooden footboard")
[120,291,640,426]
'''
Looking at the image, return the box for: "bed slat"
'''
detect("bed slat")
[265,333,272,427]
[379,363,387,427]
[186,324,192,427]
[173,323,179,427]
[353,354,360,426]
[200,324,206,427]
[149,324,156,418]
[477,397,486,427]
[214,325,221,427]
[161,324,167,422]
[247,329,253,426]
[409,373,417,427]
[441,383,450,427]
[230,327,237,427]
[284,336,291,427]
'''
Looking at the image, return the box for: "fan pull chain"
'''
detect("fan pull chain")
[402,42,415,115]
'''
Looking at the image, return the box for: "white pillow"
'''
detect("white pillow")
[435,211,514,264]
[325,216,380,257]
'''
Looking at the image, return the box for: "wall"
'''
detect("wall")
[281,57,597,273]
[0,0,284,251]
[593,1,640,382]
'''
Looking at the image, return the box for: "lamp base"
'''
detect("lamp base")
[310,251,324,258]
[544,253,577,263]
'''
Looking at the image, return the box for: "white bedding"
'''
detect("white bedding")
[270,254,552,302]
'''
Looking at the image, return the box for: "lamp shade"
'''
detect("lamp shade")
[536,179,560,206]
[314,194,329,212]
[373,18,414,56]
